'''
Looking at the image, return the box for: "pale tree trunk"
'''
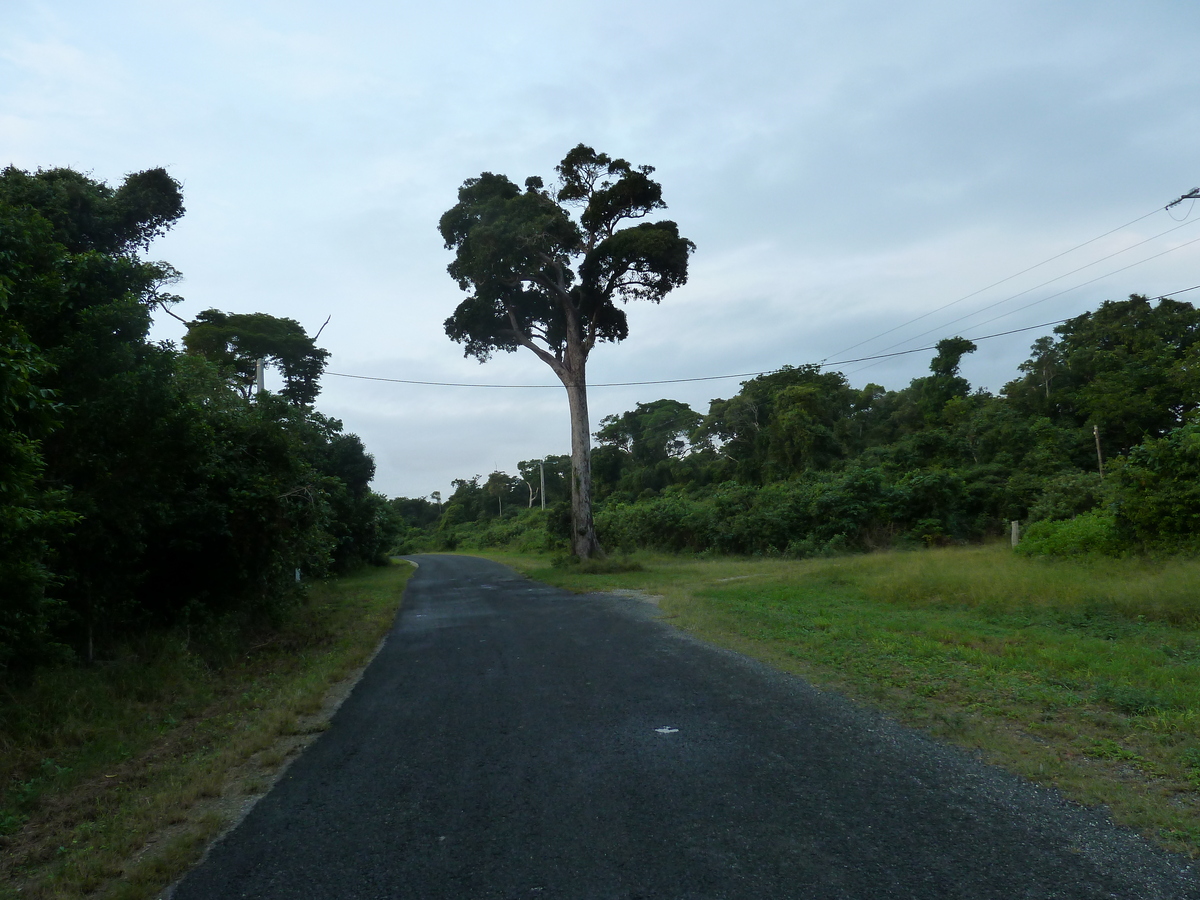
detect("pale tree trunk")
[507,278,604,559]
[560,358,604,559]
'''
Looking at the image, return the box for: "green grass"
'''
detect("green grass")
[0,562,411,899]
[481,544,1200,857]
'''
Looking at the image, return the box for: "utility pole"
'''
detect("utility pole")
[540,461,546,511]
[1093,424,1105,479]
[255,358,265,395]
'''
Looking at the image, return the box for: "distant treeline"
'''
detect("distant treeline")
[1,166,399,674]
[394,293,1200,560]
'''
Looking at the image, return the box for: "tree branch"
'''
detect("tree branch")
[502,301,565,375]
[157,302,189,324]
[604,208,650,239]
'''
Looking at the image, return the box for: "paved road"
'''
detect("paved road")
[171,554,1200,899]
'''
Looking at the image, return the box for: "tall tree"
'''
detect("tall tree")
[439,145,694,557]
[913,336,977,424]
[517,455,569,507]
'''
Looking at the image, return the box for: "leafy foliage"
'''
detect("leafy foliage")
[184,309,330,405]
[1004,295,1200,455]
[440,149,693,364]
[1016,512,1120,558]
[0,166,396,674]
[419,292,1200,563]
[1109,418,1200,551]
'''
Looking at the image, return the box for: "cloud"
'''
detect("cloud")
[5,0,1200,496]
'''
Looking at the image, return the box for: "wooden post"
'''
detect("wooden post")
[1011,520,1020,548]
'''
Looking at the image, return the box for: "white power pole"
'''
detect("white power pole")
[540,461,546,511]
[256,358,265,395]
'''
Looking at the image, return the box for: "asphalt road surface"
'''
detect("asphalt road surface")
[170,554,1200,899]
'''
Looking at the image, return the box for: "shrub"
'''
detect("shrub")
[1110,420,1200,553]
[1027,471,1105,523]
[1016,511,1120,558]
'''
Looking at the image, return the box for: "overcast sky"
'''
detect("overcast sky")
[4,0,1199,498]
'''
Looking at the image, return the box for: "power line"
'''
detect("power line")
[824,189,1197,362]
[323,317,1048,390]
[324,370,772,389]
[323,282,1200,391]
[840,283,1200,379]
[299,191,1200,394]
[942,239,1200,335]
[864,216,1200,358]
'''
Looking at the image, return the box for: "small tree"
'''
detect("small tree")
[439,145,694,557]
[518,455,570,508]
[485,470,519,517]
[183,310,329,405]
[597,399,703,465]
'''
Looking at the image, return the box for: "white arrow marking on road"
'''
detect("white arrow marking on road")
[655,727,679,734]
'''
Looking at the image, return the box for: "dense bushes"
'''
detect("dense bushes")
[1014,418,1200,558]
[595,467,998,557]
[1111,419,1200,552]
[0,166,398,673]
[406,295,1200,562]
[1016,512,1120,558]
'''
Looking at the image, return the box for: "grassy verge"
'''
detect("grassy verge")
[480,544,1200,857]
[0,562,411,900]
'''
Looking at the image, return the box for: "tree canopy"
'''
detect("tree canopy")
[597,399,703,465]
[1004,295,1200,454]
[0,164,184,255]
[184,309,330,405]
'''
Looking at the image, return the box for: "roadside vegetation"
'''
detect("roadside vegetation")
[480,544,1200,857]
[0,562,411,900]
[393,291,1200,565]
[2,165,402,678]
